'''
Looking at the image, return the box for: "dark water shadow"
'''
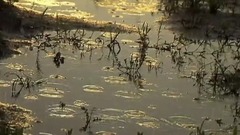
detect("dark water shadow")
[170,12,240,39]
[153,1,240,98]
[0,40,21,59]
[160,2,240,40]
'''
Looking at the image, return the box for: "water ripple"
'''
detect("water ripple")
[49,74,66,79]
[73,100,89,107]
[161,116,197,130]
[103,76,128,84]
[38,87,64,98]
[0,80,11,87]
[102,66,114,72]
[48,104,77,118]
[161,90,183,98]
[5,63,23,70]
[83,85,104,93]
[136,121,159,128]
[24,95,38,100]
[96,131,117,135]
[115,90,141,99]
[100,108,159,128]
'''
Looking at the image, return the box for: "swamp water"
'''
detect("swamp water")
[0,0,240,135]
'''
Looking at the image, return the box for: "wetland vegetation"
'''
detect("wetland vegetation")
[1,0,240,134]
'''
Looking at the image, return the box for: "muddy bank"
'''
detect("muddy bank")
[0,0,137,58]
[0,1,137,33]
[0,101,37,134]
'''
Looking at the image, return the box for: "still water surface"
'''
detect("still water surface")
[0,0,237,135]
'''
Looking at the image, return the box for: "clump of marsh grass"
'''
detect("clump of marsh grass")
[189,117,210,135]
[107,22,153,87]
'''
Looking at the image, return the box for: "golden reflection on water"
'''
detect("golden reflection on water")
[145,56,161,67]
[102,66,114,72]
[161,90,183,98]
[5,63,34,75]
[6,63,23,70]
[101,32,118,38]
[115,90,141,99]
[38,87,64,98]
[49,74,66,79]
[24,95,38,100]
[124,110,158,121]
[0,80,11,87]
[48,104,77,118]
[83,85,104,93]
[136,121,159,128]
[16,0,94,19]
[100,108,159,128]
[66,10,94,19]
[100,114,124,122]
[121,39,135,44]
[95,0,159,16]
[160,116,197,130]
[121,39,139,48]
[20,0,75,7]
[103,76,128,84]
[38,132,53,135]
[138,88,154,92]
[73,100,89,107]
[95,131,117,135]
[147,104,157,109]
[112,14,123,18]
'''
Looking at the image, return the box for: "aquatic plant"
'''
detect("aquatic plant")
[59,101,66,109]
[107,22,155,88]
[5,71,46,97]
[53,52,65,68]
[189,117,209,135]
[60,106,101,134]
[32,28,106,64]
[157,25,240,97]
[136,22,151,69]
[93,31,121,62]
[79,107,101,132]
[189,117,239,135]
[61,128,73,135]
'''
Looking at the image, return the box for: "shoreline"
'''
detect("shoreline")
[0,1,137,58]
